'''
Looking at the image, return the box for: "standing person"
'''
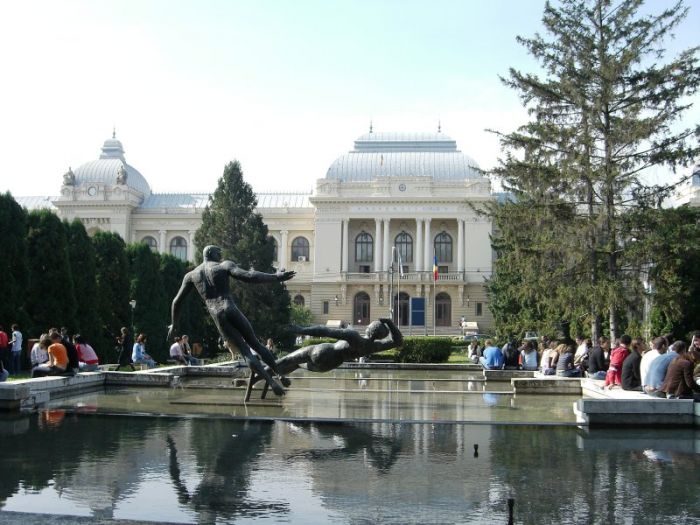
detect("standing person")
[587,337,611,380]
[30,334,50,368]
[8,324,23,374]
[556,344,580,377]
[605,334,631,389]
[0,324,9,372]
[74,334,100,372]
[621,338,645,391]
[31,333,68,377]
[641,336,667,391]
[479,340,504,370]
[660,343,700,400]
[115,327,136,371]
[167,245,295,396]
[132,334,156,368]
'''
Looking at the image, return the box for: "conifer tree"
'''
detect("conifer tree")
[93,231,130,357]
[65,219,103,354]
[195,161,292,348]
[488,0,700,340]
[25,210,77,336]
[0,193,28,329]
[127,243,168,362]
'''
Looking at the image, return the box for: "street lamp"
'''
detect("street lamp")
[334,295,339,306]
[129,299,136,338]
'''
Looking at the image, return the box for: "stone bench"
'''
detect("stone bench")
[483,370,537,381]
[574,397,695,426]
[511,377,582,395]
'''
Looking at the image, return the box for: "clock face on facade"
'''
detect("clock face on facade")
[398,183,406,192]
[87,186,97,196]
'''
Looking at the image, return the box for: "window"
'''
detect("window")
[291,236,310,261]
[359,265,370,273]
[393,292,410,326]
[434,231,453,263]
[323,301,329,314]
[269,236,278,262]
[438,266,448,274]
[354,292,371,325]
[436,292,452,327]
[170,236,188,261]
[142,236,158,253]
[394,231,413,263]
[355,231,373,262]
[293,294,305,307]
[476,302,483,317]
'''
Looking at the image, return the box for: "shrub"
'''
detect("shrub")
[396,337,452,363]
[301,338,337,348]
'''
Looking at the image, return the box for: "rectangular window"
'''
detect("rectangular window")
[359,265,370,273]
[476,302,483,316]
[438,266,448,274]
[323,301,329,314]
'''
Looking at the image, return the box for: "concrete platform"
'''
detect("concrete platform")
[483,370,536,381]
[574,397,694,426]
[512,377,582,395]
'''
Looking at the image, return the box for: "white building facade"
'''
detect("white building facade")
[19,131,498,332]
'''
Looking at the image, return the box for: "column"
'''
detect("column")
[159,230,167,255]
[374,219,382,272]
[424,218,432,270]
[383,219,391,272]
[415,219,423,272]
[280,230,289,267]
[457,219,464,272]
[342,219,350,272]
[188,230,196,262]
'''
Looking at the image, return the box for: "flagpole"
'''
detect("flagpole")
[397,249,400,328]
[390,246,396,323]
[433,249,437,337]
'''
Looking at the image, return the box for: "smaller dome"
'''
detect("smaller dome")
[72,135,151,195]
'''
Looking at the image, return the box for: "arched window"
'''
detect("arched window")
[434,232,453,263]
[291,237,310,262]
[436,292,452,326]
[355,231,373,262]
[142,236,158,253]
[393,292,410,326]
[268,236,278,262]
[170,236,188,261]
[354,292,371,325]
[293,294,305,307]
[394,231,413,263]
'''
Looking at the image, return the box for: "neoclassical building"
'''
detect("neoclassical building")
[19,130,501,332]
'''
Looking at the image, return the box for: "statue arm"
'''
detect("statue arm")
[227,263,295,284]
[376,318,404,351]
[168,276,193,341]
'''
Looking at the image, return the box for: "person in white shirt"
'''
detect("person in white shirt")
[30,334,50,367]
[641,336,667,389]
[169,336,188,365]
[573,335,589,369]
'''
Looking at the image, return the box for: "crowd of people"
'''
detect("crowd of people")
[470,332,700,400]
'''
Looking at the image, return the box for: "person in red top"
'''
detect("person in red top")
[31,333,68,377]
[0,325,8,372]
[605,334,631,389]
[74,334,100,372]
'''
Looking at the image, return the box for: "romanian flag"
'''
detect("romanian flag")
[433,255,439,281]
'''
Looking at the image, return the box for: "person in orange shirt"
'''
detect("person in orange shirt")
[31,333,68,377]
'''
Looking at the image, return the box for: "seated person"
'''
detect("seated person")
[661,343,700,400]
[30,334,50,368]
[556,344,581,377]
[645,340,681,397]
[479,340,504,370]
[132,334,157,368]
[641,336,667,392]
[502,340,520,370]
[169,336,189,365]
[74,334,100,372]
[540,341,559,375]
[520,341,539,371]
[181,335,199,365]
[468,339,481,364]
[31,333,68,377]
[621,337,644,391]
[586,337,610,380]
[0,359,8,382]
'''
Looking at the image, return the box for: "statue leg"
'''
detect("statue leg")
[226,305,280,372]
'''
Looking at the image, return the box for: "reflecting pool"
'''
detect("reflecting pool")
[0,414,698,524]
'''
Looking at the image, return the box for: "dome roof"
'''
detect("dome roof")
[72,135,151,195]
[326,131,481,182]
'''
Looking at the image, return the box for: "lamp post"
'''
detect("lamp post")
[129,299,136,339]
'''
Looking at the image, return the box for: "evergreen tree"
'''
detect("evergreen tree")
[194,161,292,347]
[127,243,168,362]
[0,193,28,329]
[25,210,77,336]
[93,231,130,360]
[488,0,700,340]
[64,219,103,353]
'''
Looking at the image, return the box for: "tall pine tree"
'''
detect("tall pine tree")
[0,193,28,329]
[488,0,700,340]
[194,161,292,348]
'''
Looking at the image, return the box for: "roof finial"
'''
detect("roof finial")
[369,120,373,134]
[112,126,116,139]
[437,120,442,133]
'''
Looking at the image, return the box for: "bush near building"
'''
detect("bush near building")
[396,337,452,363]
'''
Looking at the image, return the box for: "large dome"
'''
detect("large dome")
[326,131,481,182]
[71,135,151,196]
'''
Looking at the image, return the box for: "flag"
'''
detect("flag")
[397,249,404,277]
[433,255,439,281]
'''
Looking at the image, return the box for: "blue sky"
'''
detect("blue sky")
[1,0,698,196]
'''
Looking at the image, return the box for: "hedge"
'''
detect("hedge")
[396,337,453,363]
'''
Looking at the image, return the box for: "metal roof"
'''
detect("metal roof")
[326,132,481,182]
[14,196,58,211]
[139,193,210,210]
[256,192,312,208]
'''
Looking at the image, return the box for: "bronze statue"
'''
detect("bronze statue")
[273,318,403,377]
[168,245,294,396]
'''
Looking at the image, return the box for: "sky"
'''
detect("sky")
[0,0,698,197]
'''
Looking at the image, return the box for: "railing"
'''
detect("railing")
[343,271,469,283]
